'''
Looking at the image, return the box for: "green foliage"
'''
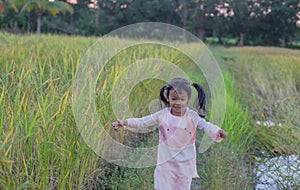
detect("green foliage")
[286,41,300,49]
[247,0,300,46]
[1,33,300,189]
[188,0,219,29]
[0,33,98,189]
[0,13,5,27]
[222,37,238,46]
[215,46,300,189]
[98,0,176,32]
[227,0,250,33]
[0,4,27,31]
[0,33,254,189]
[196,71,255,189]
[9,0,74,14]
[220,46,300,156]
[8,0,73,33]
[205,36,219,44]
[1,0,300,47]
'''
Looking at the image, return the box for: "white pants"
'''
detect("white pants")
[154,163,193,190]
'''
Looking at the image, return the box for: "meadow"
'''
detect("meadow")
[0,33,299,189]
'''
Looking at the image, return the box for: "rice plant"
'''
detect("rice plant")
[0,33,280,189]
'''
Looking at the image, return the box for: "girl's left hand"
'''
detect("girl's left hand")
[215,129,227,142]
[112,119,127,132]
[218,129,227,139]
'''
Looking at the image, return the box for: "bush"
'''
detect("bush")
[205,37,219,44]
[286,41,300,49]
[222,38,238,46]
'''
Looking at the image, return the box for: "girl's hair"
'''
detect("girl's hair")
[159,77,206,118]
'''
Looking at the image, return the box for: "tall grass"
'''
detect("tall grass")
[0,33,102,189]
[219,46,300,156]
[216,46,300,189]
[94,41,255,189]
[0,33,260,189]
[194,71,254,189]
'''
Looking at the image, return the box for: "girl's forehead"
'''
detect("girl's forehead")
[169,89,188,97]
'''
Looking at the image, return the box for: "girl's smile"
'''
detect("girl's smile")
[167,89,189,116]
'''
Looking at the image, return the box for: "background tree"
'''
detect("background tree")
[68,0,97,35]
[171,0,192,29]
[0,0,27,32]
[213,1,232,44]
[187,0,220,41]
[226,0,250,46]
[9,0,73,34]
[96,0,177,35]
[0,0,5,13]
[0,0,299,47]
[259,0,300,46]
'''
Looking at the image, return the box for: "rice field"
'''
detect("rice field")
[216,46,300,189]
[217,46,300,156]
[0,33,299,189]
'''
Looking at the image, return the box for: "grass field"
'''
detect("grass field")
[215,46,300,156]
[0,33,299,189]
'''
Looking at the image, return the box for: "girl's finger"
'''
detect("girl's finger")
[220,130,227,138]
[117,119,123,125]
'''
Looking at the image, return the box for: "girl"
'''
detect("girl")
[112,77,227,190]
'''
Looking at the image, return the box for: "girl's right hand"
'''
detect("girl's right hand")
[112,119,127,132]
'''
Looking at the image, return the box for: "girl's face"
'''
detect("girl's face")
[167,89,189,116]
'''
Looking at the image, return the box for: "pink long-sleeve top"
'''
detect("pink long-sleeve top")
[124,107,223,177]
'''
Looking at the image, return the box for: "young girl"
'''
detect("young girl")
[112,77,227,190]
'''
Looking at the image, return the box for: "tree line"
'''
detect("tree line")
[0,0,300,47]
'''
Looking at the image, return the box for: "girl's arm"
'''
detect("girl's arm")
[194,113,227,142]
[204,124,227,142]
[112,109,165,133]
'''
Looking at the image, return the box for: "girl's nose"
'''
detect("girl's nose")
[175,100,181,104]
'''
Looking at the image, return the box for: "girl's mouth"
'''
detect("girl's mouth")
[173,107,183,111]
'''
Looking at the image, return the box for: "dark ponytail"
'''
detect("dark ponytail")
[160,85,169,106]
[191,83,206,118]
